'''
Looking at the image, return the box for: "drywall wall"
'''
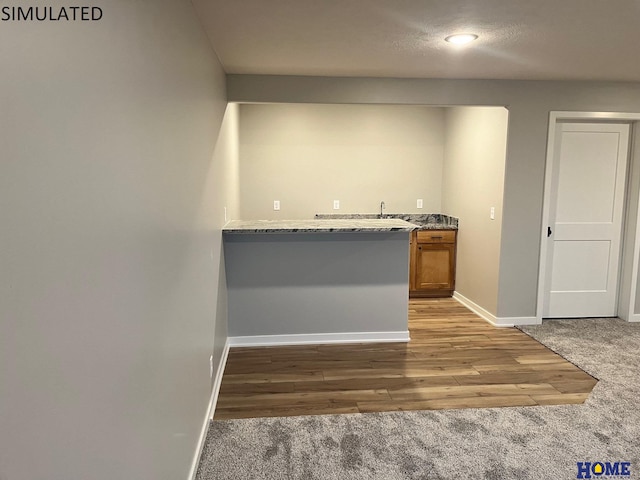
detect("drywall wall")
[215,105,241,225]
[239,104,444,219]
[227,75,640,318]
[442,107,508,315]
[208,103,239,379]
[0,1,233,479]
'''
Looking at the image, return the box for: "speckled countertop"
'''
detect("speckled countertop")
[315,213,458,230]
[223,218,417,234]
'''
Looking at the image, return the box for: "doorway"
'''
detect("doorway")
[544,122,630,318]
[538,113,640,322]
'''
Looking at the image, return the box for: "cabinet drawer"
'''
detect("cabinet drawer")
[416,230,456,244]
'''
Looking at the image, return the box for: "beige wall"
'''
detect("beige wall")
[0,1,234,479]
[228,75,640,318]
[442,107,509,315]
[239,103,444,219]
[208,102,239,378]
[212,104,241,224]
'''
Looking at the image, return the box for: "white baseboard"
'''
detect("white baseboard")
[209,340,230,419]
[453,292,539,327]
[187,338,230,480]
[628,313,640,323]
[506,316,541,326]
[228,330,410,347]
[453,292,500,325]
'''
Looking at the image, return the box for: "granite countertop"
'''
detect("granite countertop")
[223,218,417,234]
[314,213,458,230]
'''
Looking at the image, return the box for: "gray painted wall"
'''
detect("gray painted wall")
[0,2,233,479]
[442,107,509,315]
[224,232,410,336]
[227,75,640,318]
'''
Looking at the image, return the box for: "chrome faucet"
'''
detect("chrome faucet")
[380,201,385,218]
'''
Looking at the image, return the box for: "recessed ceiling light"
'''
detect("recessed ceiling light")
[445,34,478,45]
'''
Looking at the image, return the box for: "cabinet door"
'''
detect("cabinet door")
[415,243,455,291]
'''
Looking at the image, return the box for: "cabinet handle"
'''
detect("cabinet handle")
[418,246,422,250]
[431,236,443,239]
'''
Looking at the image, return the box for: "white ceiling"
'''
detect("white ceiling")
[192,0,640,81]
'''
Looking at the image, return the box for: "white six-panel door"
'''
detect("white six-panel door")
[544,123,630,318]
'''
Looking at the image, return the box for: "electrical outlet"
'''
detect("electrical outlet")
[417,199,423,209]
[273,200,280,211]
[333,200,340,210]
[209,355,214,378]
[490,207,495,220]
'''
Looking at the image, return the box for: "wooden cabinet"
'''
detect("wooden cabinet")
[410,229,457,297]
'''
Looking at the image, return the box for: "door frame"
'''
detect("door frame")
[537,111,640,323]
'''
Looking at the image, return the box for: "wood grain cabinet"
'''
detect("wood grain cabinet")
[409,229,457,297]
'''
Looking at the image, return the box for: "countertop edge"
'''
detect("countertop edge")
[222,218,418,234]
[223,227,416,234]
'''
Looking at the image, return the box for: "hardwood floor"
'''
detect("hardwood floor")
[214,298,597,420]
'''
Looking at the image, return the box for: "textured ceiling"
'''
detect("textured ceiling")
[191,0,640,81]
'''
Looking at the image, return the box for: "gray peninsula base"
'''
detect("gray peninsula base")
[223,231,411,344]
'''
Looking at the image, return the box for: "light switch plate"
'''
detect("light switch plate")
[490,206,495,220]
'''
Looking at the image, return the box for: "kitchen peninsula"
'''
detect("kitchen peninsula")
[223,218,416,346]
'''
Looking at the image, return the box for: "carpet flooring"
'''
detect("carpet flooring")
[197,317,640,479]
